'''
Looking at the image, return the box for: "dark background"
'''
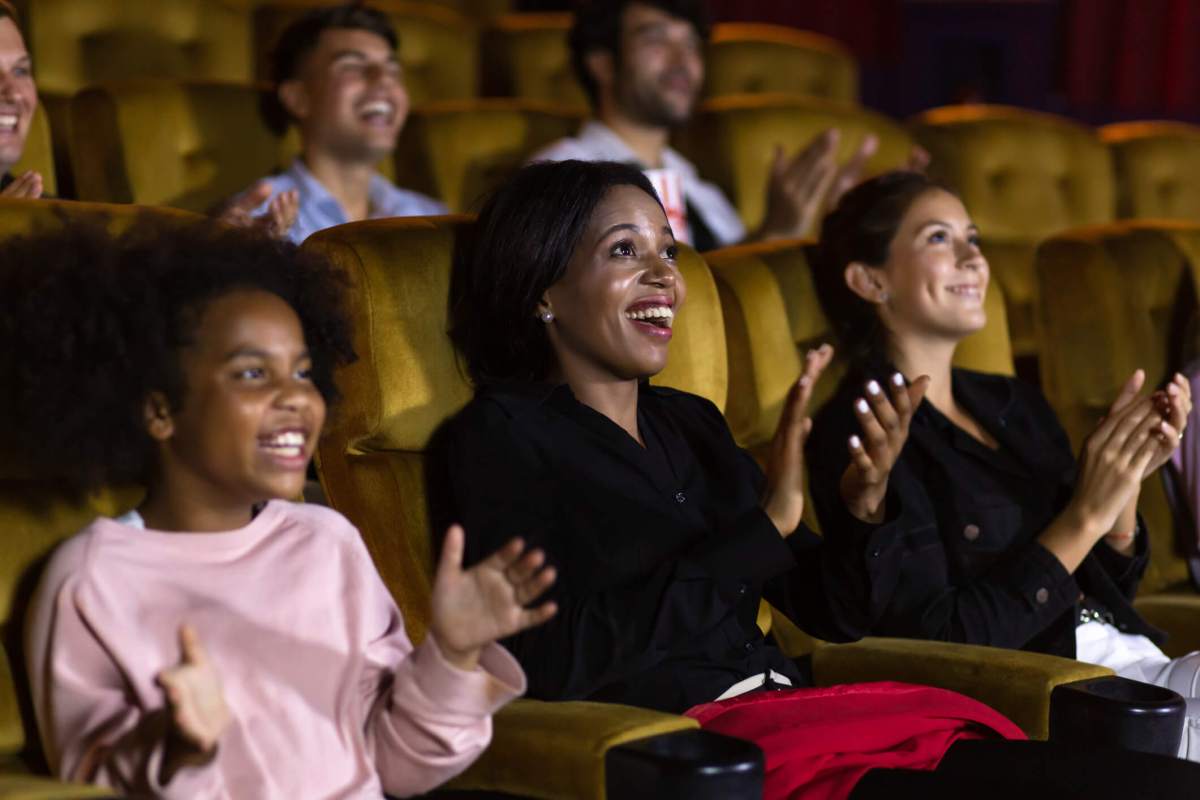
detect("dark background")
[520,0,1200,124]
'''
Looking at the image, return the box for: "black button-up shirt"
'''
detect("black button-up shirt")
[433,381,864,714]
[806,367,1162,658]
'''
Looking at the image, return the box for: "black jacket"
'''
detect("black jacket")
[434,381,865,714]
[806,367,1163,658]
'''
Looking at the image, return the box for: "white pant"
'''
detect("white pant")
[1077,620,1200,761]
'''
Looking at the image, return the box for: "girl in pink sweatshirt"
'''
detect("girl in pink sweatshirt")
[4,219,557,798]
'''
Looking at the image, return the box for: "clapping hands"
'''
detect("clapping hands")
[839,372,931,523]
[429,525,557,671]
[214,181,299,240]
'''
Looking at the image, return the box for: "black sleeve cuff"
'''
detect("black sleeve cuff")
[1092,515,1150,586]
[692,506,797,589]
[1012,541,1081,618]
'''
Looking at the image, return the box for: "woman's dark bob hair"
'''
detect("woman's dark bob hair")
[449,159,663,386]
[0,216,355,495]
[813,170,950,366]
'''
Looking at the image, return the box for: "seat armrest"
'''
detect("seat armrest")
[446,698,699,800]
[811,636,1113,739]
[0,774,116,798]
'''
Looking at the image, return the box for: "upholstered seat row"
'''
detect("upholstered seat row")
[6,198,1193,796]
[22,1,856,107]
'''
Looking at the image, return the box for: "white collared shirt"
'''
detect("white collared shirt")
[251,158,447,244]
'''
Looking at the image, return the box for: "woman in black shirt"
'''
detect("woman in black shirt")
[437,159,888,713]
[804,171,1200,759]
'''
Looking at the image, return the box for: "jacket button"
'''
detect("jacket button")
[998,417,1007,428]
[963,524,981,541]
[674,491,686,504]
[1035,588,1050,605]
[743,641,755,653]
[870,548,882,558]
[737,583,747,596]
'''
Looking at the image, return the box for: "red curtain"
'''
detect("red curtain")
[1063,0,1200,118]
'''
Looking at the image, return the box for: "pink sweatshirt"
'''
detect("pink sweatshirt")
[26,500,525,799]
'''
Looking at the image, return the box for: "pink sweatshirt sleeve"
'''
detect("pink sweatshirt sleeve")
[26,538,223,798]
[354,544,526,797]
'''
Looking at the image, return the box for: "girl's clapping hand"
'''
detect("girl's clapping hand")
[429,525,557,671]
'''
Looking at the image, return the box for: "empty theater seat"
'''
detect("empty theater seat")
[68,80,286,212]
[911,104,1116,359]
[673,94,915,237]
[252,0,480,106]
[703,23,857,103]
[481,12,587,109]
[393,98,584,212]
[27,0,252,94]
[1101,121,1200,222]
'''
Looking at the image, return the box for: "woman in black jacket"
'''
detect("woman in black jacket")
[804,170,1200,759]
[437,159,872,714]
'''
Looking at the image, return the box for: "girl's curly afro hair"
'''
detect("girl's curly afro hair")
[0,215,356,495]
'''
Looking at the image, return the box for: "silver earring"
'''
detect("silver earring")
[540,310,555,322]
[879,291,890,303]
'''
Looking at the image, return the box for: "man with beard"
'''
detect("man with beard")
[531,0,889,251]
[228,3,446,244]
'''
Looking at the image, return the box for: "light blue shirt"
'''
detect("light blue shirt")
[256,158,448,244]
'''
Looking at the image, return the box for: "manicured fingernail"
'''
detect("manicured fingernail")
[892,372,905,387]
[849,435,862,449]
[798,375,810,387]
[1169,384,1180,395]
[856,398,869,414]
[866,380,881,396]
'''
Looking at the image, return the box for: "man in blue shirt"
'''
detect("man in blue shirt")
[229,4,445,243]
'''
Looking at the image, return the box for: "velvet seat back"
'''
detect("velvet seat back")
[674,95,915,237]
[393,99,584,212]
[28,0,251,94]
[703,23,857,103]
[305,215,726,642]
[1101,121,1200,222]
[481,13,587,110]
[69,80,287,212]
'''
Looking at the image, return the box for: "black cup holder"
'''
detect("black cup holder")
[1050,675,1185,756]
[605,728,764,799]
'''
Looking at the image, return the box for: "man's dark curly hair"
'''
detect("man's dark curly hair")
[260,2,399,135]
[0,216,356,495]
[569,0,711,110]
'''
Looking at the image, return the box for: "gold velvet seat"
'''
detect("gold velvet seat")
[481,12,587,110]
[1034,220,1200,655]
[393,99,584,212]
[911,105,1117,360]
[252,0,480,106]
[68,80,287,212]
[0,199,200,799]
[703,23,857,102]
[1100,121,1200,222]
[27,0,252,94]
[673,94,915,238]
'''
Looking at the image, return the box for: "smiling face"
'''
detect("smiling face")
[864,188,989,347]
[0,16,36,174]
[611,3,704,128]
[281,27,406,164]
[150,289,326,513]
[542,184,686,383]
